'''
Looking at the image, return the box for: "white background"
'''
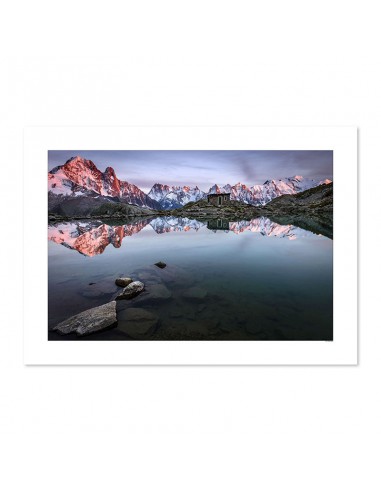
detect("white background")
[0,0,379,491]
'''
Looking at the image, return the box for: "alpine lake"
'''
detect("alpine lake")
[48,215,333,341]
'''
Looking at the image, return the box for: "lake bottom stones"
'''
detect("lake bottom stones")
[117,308,159,338]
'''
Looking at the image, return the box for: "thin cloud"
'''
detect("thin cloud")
[48,150,333,191]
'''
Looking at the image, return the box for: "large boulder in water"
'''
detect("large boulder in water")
[52,301,117,336]
[116,281,145,300]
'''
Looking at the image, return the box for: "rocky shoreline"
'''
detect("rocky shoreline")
[52,269,155,337]
[51,261,238,340]
[52,262,190,339]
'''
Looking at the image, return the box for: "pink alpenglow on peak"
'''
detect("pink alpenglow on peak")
[48,156,332,211]
[221,175,332,206]
[48,156,160,209]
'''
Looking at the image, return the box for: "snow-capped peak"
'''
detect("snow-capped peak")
[148,183,206,209]
[48,156,161,209]
[48,156,331,211]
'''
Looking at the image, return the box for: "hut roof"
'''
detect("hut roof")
[207,192,231,197]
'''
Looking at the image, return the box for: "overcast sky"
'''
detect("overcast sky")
[48,150,333,193]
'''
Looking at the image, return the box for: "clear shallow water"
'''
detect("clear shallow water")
[48,216,333,341]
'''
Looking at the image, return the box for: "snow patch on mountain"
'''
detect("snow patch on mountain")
[228,217,314,239]
[208,176,332,206]
[48,156,161,209]
[48,219,150,256]
[149,216,206,233]
[148,183,206,209]
[48,156,331,211]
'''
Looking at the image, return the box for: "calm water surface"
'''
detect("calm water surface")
[48,216,333,340]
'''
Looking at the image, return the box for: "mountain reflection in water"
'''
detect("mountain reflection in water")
[48,214,333,341]
[48,215,329,257]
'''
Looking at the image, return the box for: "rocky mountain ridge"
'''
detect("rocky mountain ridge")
[48,156,332,213]
[168,182,333,221]
[148,183,206,209]
[48,156,160,210]
[205,176,331,206]
[263,181,333,214]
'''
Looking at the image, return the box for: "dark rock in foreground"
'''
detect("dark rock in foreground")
[53,301,117,335]
[154,261,167,269]
[148,284,171,299]
[115,281,145,300]
[132,284,172,305]
[115,277,133,287]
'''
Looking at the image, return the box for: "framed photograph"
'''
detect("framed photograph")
[24,126,357,364]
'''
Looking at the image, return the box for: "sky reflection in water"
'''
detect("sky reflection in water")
[48,216,333,341]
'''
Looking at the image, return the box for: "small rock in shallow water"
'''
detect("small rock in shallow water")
[118,308,158,338]
[53,301,117,336]
[115,277,133,287]
[154,261,167,269]
[116,281,145,300]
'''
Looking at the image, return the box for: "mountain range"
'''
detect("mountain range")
[48,217,316,256]
[48,156,332,211]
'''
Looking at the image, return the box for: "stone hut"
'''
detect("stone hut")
[207,218,230,231]
[207,193,231,206]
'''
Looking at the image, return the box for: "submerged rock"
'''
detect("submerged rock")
[134,264,194,287]
[183,287,208,300]
[53,301,117,336]
[146,284,172,300]
[157,318,219,339]
[81,280,118,299]
[118,308,159,338]
[169,306,184,318]
[115,277,133,287]
[129,284,172,307]
[154,261,167,269]
[169,304,196,320]
[116,281,145,300]
[136,271,162,285]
